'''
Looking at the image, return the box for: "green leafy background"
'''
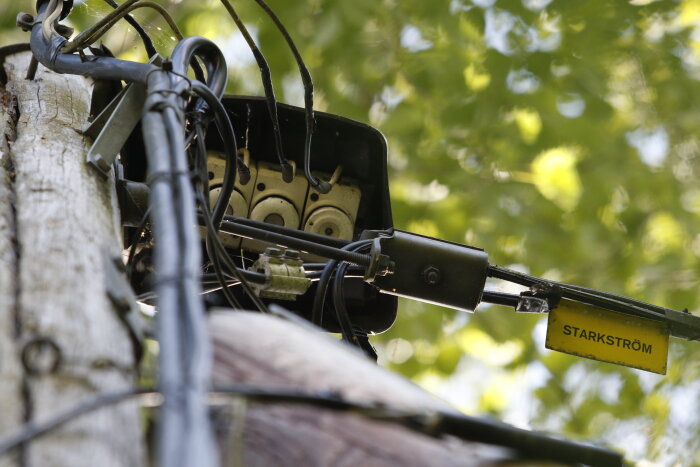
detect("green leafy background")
[3,0,700,464]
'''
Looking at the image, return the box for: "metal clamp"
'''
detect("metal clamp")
[85,82,147,177]
[516,284,562,314]
[250,248,311,300]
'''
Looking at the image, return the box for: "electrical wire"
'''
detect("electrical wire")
[247,0,331,193]
[189,80,251,227]
[198,189,270,313]
[214,218,371,266]
[200,267,365,295]
[65,1,185,53]
[141,36,227,465]
[0,385,623,467]
[488,264,671,320]
[332,261,361,346]
[100,0,158,57]
[31,4,157,83]
[190,120,244,310]
[312,240,372,327]
[187,100,262,314]
[65,0,140,48]
[223,214,350,248]
[125,206,151,280]
[218,0,294,182]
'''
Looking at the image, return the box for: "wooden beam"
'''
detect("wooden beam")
[209,311,517,466]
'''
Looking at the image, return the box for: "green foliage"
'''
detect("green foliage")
[4,0,700,463]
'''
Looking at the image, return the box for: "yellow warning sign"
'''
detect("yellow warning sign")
[546,300,669,374]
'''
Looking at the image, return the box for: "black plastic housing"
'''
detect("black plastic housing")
[371,230,489,313]
[204,96,398,333]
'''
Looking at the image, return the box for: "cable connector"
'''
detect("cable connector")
[311,178,332,194]
[281,162,294,183]
[250,248,311,300]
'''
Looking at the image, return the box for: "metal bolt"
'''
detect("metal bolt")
[422,265,441,285]
[283,249,300,259]
[265,247,282,257]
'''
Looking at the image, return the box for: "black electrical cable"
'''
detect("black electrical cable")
[481,290,520,308]
[74,0,139,40]
[0,388,151,456]
[312,240,372,327]
[205,231,244,309]
[170,36,227,98]
[100,0,158,57]
[332,261,361,346]
[31,4,157,83]
[248,0,331,193]
[218,0,294,182]
[201,269,364,295]
[191,122,245,310]
[72,2,184,53]
[215,218,372,266]
[223,214,349,249]
[488,264,669,320]
[142,105,192,467]
[126,206,151,280]
[190,80,251,227]
[193,124,210,201]
[0,385,623,467]
[198,189,269,313]
[143,53,218,466]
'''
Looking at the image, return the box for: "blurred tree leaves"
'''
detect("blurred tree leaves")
[3,0,700,464]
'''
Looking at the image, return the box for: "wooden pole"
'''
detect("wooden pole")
[0,53,143,467]
[209,311,515,466]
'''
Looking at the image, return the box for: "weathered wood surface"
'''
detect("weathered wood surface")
[0,53,143,467]
[209,311,518,467]
[0,56,23,467]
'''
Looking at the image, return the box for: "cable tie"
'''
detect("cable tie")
[152,272,200,288]
[48,36,68,68]
[145,67,194,95]
[146,169,197,186]
[144,98,183,114]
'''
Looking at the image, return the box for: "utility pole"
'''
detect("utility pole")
[0,52,142,467]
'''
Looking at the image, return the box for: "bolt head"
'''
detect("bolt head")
[422,266,441,285]
[284,249,301,259]
[265,247,282,257]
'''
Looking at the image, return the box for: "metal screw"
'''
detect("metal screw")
[283,249,300,259]
[422,265,441,285]
[265,247,282,257]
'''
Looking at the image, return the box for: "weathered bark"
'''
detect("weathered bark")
[209,311,519,467]
[0,53,143,466]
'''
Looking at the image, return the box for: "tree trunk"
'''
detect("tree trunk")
[0,53,143,467]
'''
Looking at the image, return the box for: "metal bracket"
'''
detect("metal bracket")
[104,251,144,361]
[85,82,147,177]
